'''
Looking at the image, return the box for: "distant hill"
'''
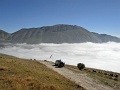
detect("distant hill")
[1,24,120,44]
[0,30,9,41]
[0,30,10,45]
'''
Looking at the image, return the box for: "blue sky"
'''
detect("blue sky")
[0,0,120,37]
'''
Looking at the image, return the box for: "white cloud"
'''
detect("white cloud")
[0,42,120,73]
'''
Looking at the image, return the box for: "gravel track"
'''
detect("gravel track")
[39,61,114,90]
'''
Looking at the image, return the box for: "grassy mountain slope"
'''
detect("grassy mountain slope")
[0,54,84,90]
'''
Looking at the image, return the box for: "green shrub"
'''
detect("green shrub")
[77,63,85,70]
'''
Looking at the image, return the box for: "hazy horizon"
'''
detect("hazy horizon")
[0,42,120,73]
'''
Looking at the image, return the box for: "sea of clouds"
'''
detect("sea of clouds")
[0,42,120,73]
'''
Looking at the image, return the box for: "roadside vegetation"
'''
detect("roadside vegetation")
[0,54,85,90]
[77,63,85,70]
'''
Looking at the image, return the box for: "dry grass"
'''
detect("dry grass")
[0,66,9,71]
[0,54,85,90]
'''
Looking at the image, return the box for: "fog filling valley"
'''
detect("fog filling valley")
[0,42,120,73]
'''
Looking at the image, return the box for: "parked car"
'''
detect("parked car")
[55,60,65,68]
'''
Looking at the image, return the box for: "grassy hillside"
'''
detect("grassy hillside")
[0,54,85,90]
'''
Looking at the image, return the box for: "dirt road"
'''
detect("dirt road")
[39,60,114,90]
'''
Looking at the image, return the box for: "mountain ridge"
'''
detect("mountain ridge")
[0,24,120,44]
[0,30,10,43]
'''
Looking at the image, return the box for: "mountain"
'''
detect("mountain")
[0,30,10,42]
[92,32,120,42]
[0,30,10,44]
[1,24,120,44]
